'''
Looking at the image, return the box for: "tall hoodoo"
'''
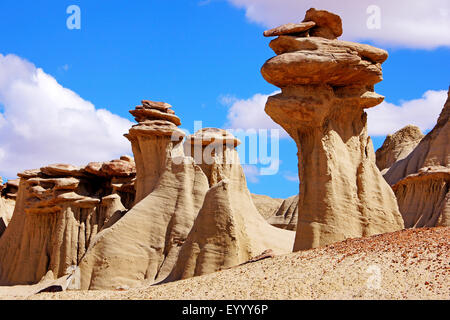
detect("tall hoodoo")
[165,129,294,281]
[125,100,185,204]
[0,158,135,285]
[262,8,404,250]
[78,101,209,290]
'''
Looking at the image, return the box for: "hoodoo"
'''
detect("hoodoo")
[165,129,294,281]
[78,101,209,290]
[385,88,450,228]
[0,158,136,285]
[376,125,424,175]
[267,195,299,231]
[261,8,404,250]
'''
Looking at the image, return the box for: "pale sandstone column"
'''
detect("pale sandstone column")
[165,129,294,281]
[125,100,185,204]
[261,9,404,251]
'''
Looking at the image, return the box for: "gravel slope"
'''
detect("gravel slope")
[3,227,448,300]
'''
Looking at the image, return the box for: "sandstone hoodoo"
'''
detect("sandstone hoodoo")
[165,129,295,281]
[262,9,404,251]
[0,158,136,286]
[376,125,424,175]
[267,195,299,231]
[78,101,210,290]
[385,88,450,228]
[126,100,185,204]
[0,178,18,237]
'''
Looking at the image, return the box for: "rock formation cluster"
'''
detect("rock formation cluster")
[262,8,404,250]
[0,157,136,285]
[77,105,294,290]
[382,88,450,228]
[78,101,208,289]
[166,128,294,282]
[0,9,447,296]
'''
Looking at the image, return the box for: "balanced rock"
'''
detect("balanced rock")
[78,101,210,290]
[165,129,295,281]
[264,21,316,37]
[263,8,342,40]
[376,125,424,174]
[0,157,135,286]
[262,9,404,251]
[303,8,343,39]
[386,88,450,228]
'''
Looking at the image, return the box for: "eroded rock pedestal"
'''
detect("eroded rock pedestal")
[78,101,210,290]
[166,129,294,281]
[384,88,450,228]
[0,158,135,285]
[262,9,404,251]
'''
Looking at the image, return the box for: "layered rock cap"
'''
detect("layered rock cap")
[125,100,186,204]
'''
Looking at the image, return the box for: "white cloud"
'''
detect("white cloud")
[227,0,450,49]
[283,172,299,183]
[224,89,447,139]
[367,90,448,136]
[0,54,133,179]
[242,164,260,183]
[224,91,289,137]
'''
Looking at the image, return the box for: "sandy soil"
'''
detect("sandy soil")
[2,227,449,300]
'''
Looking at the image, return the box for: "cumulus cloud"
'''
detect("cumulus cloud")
[367,90,448,136]
[224,89,447,138]
[224,91,289,137]
[283,172,299,183]
[242,164,260,183]
[0,54,133,179]
[227,0,450,49]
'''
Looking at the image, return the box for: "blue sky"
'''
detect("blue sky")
[0,0,449,198]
